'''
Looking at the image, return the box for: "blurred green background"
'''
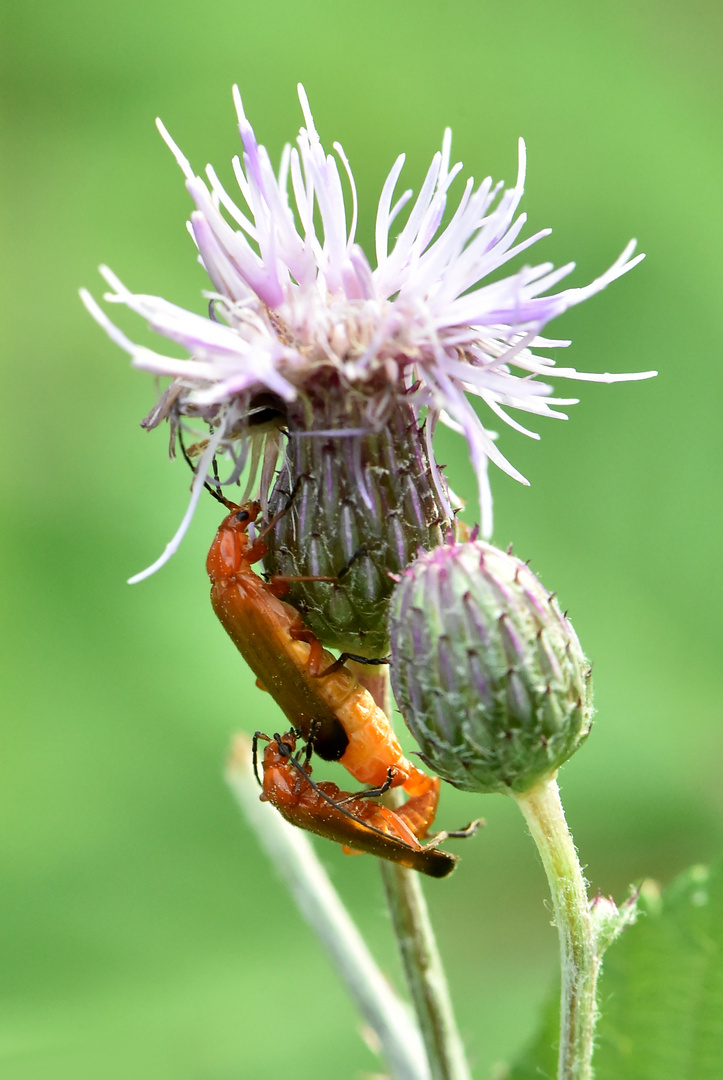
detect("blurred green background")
[2,0,722,1077]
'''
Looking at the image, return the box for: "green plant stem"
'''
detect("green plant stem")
[351,662,472,1080]
[514,775,598,1080]
[226,735,430,1080]
[380,861,472,1080]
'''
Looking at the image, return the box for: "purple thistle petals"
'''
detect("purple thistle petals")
[375,155,412,266]
[80,287,137,356]
[188,213,256,304]
[100,267,243,355]
[83,83,655,575]
[187,177,284,308]
[333,140,358,251]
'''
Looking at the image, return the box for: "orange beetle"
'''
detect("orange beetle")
[207,500,436,804]
[254,730,462,879]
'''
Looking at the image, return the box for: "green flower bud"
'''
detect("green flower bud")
[388,540,593,794]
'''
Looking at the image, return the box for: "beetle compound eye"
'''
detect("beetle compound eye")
[236,510,251,523]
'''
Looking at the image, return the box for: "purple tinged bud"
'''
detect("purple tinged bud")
[388,540,593,794]
[506,670,533,727]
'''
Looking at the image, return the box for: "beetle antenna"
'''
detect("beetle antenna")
[256,475,303,542]
[211,452,223,491]
[177,426,236,510]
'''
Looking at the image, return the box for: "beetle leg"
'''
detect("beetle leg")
[251,730,271,787]
[420,819,485,850]
[300,722,318,768]
[286,617,327,676]
[316,651,390,677]
[266,572,337,599]
[335,545,369,581]
[337,767,396,803]
[444,819,485,839]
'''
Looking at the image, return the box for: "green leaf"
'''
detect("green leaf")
[505,859,723,1080]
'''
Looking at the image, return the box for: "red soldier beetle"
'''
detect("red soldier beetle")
[206,494,438,806]
[253,730,479,879]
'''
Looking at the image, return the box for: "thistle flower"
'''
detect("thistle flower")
[81,84,654,592]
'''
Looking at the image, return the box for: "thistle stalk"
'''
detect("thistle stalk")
[380,862,472,1080]
[226,735,431,1080]
[354,663,472,1080]
[514,776,597,1080]
[387,539,637,1077]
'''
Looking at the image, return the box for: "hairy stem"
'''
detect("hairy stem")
[352,663,472,1080]
[514,775,598,1080]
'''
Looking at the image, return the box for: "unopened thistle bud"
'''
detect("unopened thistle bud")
[388,540,593,794]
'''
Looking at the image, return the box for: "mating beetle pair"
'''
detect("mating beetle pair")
[206,491,479,878]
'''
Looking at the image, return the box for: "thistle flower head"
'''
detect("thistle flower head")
[388,538,593,794]
[81,84,654,581]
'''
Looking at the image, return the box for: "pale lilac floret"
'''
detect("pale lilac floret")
[81,84,654,579]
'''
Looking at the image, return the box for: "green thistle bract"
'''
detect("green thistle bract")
[263,395,451,657]
[389,540,593,794]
